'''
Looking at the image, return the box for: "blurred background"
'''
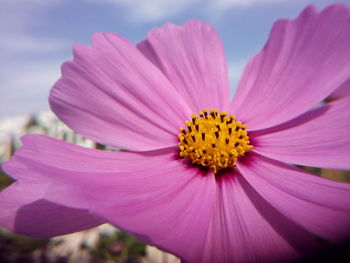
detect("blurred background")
[1,0,350,262]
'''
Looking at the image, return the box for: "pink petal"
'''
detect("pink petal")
[328,78,350,101]
[252,97,350,170]
[138,20,230,112]
[2,134,217,262]
[50,32,192,151]
[0,181,103,238]
[238,153,350,243]
[231,4,350,130]
[201,172,319,263]
[91,165,216,263]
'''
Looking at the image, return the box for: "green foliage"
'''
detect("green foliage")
[91,230,146,263]
[0,230,49,262]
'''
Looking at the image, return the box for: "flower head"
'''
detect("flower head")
[1,4,350,263]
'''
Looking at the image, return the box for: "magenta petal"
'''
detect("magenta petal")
[0,181,103,238]
[201,173,319,263]
[252,97,350,169]
[328,79,350,101]
[2,134,217,262]
[138,20,230,112]
[231,4,350,130]
[238,153,350,243]
[91,166,216,263]
[50,32,192,151]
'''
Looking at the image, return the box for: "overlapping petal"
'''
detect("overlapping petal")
[50,33,192,151]
[252,97,350,170]
[231,4,350,130]
[238,153,350,243]
[138,20,231,112]
[328,79,350,101]
[2,135,217,263]
[200,172,319,263]
[0,181,103,237]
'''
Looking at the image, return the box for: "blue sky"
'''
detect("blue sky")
[0,0,348,119]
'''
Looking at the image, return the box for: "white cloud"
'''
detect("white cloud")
[0,34,70,119]
[0,0,63,32]
[85,0,306,23]
[1,60,62,91]
[0,35,70,55]
[87,0,199,22]
[0,58,65,119]
[0,0,69,119]
[202,0,305,19]
[209,0,292,9]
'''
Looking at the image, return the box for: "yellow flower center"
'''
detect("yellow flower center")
[178,109,253,174]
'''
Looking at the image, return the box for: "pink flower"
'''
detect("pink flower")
[1,4,350,263]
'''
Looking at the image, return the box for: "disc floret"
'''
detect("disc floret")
[178,109,253,174]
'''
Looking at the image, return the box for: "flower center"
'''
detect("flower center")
[178,109,253,174]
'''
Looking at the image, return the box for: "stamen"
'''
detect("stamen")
[178,109,253,174]
[203,109,208,119]
[215,131,219,139]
